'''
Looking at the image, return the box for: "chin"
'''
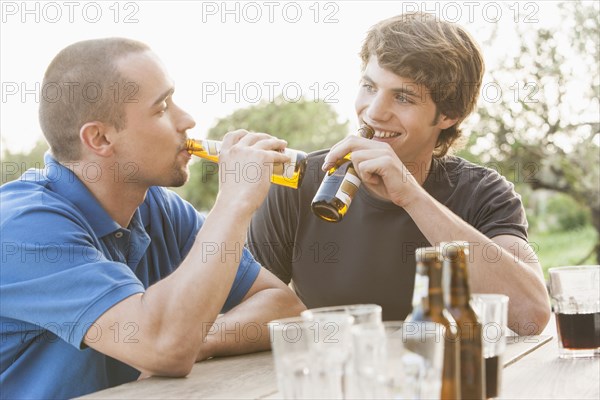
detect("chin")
[167,167,189,188]
[172,174,189,188]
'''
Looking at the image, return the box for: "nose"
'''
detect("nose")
[365,93,391,123]
[176,106,196,133]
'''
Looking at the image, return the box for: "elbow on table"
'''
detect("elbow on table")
[142,338,197,377]
[288,295,308,317]
[532,302,552,334]
[513,299,552,335]
[257,284,307,320]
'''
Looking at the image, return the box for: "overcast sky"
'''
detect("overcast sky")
[1,1,567,153]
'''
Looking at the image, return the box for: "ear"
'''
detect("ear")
[79,122,115,157]
[436,114,459,130]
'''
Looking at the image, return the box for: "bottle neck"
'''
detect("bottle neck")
[185,139,221,163]
[414,260,446,315]
[447,259,471,307]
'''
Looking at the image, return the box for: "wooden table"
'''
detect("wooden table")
[500,335,600,399]
[82,323,599,399]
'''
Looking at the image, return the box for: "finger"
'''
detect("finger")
[222,129,249,148]
[266,150,293,164]
[236,132,271,146]
[322,137,383,170]
[251,137,288,152]
[350,149,396,166]
[237,133,289,155]
[353,157,383,179]
[354,151,402,175]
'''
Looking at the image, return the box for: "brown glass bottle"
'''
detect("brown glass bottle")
[442,242,485,400]
[310,125,375,222]
[185,139,308,189]
[406,247,461,400]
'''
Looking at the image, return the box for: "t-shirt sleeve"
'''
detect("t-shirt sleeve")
[0,200,145,350]
[158,188,260,311]
[467,169,529,241]
[247,183,298,284]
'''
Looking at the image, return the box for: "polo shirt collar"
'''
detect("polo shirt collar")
[44,152,121,237]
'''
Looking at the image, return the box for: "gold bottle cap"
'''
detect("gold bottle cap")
[358,124,375,139]
[439,241,470,261]
[185,139,195,152]
[415,247,439,262]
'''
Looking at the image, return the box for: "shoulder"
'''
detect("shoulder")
[0,178,95,249]
[143,186,198,215]
[307,149,329,164]
[435,155,514,191]
[142,186,205,228]
[1,174,82,225]
[300,149,329,190]
[144,186,196,211]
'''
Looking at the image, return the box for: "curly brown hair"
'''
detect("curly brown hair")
[360,12,484,157]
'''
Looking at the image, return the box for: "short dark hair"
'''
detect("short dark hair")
[39,38,149,161]
[360,13,485,157]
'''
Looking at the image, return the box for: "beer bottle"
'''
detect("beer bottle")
[185,139,308,189]
[407,247,461,400]
[442,242,485,400]
[310,124,375,222]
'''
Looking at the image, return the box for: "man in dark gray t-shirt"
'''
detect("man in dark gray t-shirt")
[248,12,551,335]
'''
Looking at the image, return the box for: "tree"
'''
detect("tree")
[180,97,349,210]
[463,1,600,261]
[1,140,49,184]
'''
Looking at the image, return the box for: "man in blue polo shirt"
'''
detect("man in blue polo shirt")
[0,38,306,399]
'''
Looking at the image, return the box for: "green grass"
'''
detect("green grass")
[529,225,598,279]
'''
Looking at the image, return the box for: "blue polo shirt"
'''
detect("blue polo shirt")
[0,153,261,399]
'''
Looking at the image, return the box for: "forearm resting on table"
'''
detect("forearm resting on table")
[197,285,307,361]
[405,190,551,335]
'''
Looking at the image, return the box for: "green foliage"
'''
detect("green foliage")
[205,96,349,151]
[546,193,592,231]
[466,0,599,261]
[530,225,598,279]
[1,140,49,184]
[180,97,348,211]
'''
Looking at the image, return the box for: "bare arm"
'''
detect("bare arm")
[403,192,550,334]
[83,131,295,377]
[324,137,551,335]
[196,267,306,361]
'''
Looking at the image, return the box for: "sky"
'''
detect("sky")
[0,0,570,154]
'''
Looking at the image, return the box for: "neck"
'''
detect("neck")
[72,159,147,228]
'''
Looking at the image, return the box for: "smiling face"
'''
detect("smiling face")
[355,56,457,167]
[111,51,196,188]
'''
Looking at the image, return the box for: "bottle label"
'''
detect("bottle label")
[334,166,361,206]
[272,149,298,179]
[205,140,221,156]
[412,273,429,309]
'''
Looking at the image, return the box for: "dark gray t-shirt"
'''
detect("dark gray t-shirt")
[248,150,528,320]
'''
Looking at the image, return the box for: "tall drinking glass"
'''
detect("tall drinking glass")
[270,313,355,399]
[471,294,509,399]
[352,321,445,399]
[301,304,382,398]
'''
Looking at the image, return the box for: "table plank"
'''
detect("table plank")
[81,351,277,400]
[501,330,600,399]
[504,335,552,367]
[81,328,598,399]
[260,336,555,400]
